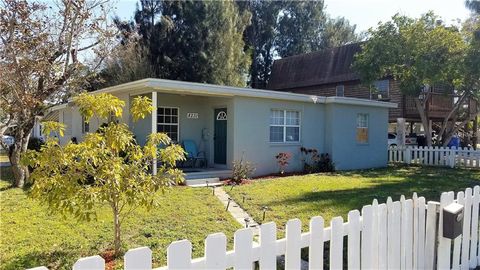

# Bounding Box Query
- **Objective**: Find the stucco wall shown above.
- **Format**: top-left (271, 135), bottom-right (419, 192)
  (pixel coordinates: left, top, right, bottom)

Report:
top-left (55, 90), bottom-right (390, 174)
top-left (155, 93), bottom-right (234, 168)
top-left (325, 103), bottom-right (389, 170)
top-left (232, 96), bottom-right (325, 176)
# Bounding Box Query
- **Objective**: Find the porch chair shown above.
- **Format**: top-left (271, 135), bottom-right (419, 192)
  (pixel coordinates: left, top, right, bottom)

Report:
top-left (182, 140), bottom-right (207, 168)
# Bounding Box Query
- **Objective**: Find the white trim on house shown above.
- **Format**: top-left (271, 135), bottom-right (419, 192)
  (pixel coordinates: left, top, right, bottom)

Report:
top-left (324, 96), bottom-right (396, 108)
top-left (48, 78), bottom-right (397, 112)
top-left (156, 106), bottom-right (180, 142)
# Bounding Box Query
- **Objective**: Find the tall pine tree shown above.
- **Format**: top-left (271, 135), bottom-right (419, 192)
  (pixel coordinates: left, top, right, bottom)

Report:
top-left (101, 0), bottom-right (250, 87)
top-left (240, 0), bottom-right (283, 89)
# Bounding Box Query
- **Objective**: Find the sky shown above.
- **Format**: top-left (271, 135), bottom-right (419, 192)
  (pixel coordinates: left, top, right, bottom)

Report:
top-left (113, 0), bottom-right (472, 32)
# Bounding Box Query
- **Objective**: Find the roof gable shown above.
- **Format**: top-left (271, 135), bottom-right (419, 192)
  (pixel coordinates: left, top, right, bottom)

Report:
top-left (267, 43), bottom-right (362, 90)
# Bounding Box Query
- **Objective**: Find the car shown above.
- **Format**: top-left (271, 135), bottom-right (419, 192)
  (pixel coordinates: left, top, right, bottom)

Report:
top-left (388, 133), bottom-right (417, 147)
top-left (388, 133), bottom-right (397, 147)
top-left (1, 135), bottom-right (14, 149)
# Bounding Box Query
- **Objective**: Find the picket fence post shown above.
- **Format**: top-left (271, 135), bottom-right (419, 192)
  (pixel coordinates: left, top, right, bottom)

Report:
top-left (205, 233), bottom-right (227, 270)
top-left (449, 148), bottom-right (456, 168)
top-left (285, 219), bottom-right (301, 270)
top-left (72, 255), bottom-right (104, 270)
top-left (125, 247), bottom-right (152, 270)
top-left (309, 217), bottom-right (324, 270)
top-left (470, 186), bottom-right (480, 268)
top-left (234, 228), bottom-right (254, 270)
top-left (167, 240), bottom-right (192, 269)
top-left (405, 147), bottom-right (412, 164)
top-left (260, 222), bottom-right (277, 269)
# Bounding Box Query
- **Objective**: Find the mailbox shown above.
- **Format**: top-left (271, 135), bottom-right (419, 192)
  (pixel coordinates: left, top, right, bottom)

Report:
top-left (443, 202), bottom-right (464, 239)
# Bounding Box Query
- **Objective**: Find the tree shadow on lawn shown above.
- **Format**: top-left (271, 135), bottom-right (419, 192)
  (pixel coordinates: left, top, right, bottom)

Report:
top-left (336, 164), bottom-right (480, 181)
top-left (1, 248), bottom-right (81, 270)
top-left (274, 168), bottom-right (480, 221)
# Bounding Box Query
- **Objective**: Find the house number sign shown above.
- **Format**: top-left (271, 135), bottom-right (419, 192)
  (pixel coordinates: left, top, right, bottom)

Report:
top-left (187, 112), bottom-right (199, 119)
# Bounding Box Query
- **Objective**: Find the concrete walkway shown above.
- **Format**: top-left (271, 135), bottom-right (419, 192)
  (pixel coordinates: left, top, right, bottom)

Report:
top-left (214, 186), bottom-right (259, 235)
top-left (213, 186), bottom-right (309, 269)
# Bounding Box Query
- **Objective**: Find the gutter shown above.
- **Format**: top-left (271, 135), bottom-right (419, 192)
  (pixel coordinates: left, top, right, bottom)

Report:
top-left (45, 78), bottom-right (397, 111)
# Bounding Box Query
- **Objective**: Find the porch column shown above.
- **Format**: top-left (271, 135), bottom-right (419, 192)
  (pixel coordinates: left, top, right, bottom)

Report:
top-left (397, 118), bottom-right (406, 147)
top-left (152, 91), bottom-right (157, 175)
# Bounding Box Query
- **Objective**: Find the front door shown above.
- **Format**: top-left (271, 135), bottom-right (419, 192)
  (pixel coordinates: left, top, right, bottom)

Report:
top-left (214, 108), bottom-right (227, 164)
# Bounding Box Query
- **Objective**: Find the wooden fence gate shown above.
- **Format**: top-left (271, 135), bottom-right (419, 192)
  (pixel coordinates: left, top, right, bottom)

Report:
top-left (30, 186), bottom-right (480, 270)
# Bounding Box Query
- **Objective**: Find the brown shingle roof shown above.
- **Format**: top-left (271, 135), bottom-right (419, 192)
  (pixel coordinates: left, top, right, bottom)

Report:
top-left (267, 42), bottom-right (362, 90)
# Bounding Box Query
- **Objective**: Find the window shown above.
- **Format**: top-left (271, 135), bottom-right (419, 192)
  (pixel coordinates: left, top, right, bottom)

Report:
top-left (157, 107), bottom-right (179, 142)
top-left (371, 80), bottom-right (389, 99)
top-left (356, 113), bottom-right (369, 144)
top-left (269, 110), bottom-right (300, 143)
top-left (82, 116), bottom-right (89, 133)
top-left (336, 85), bottom-right (345, 97)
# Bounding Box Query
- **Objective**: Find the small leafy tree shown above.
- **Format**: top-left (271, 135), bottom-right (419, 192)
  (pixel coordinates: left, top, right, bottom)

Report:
top-left (353, 13), bottom-right (477, 146)
top-left (24, 93), bottom-right (186, 256)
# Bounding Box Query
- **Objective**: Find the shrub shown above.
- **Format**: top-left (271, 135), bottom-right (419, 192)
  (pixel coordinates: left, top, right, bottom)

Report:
top-left (275, 152), bottom-right (291, 174)
top-left (232, 154), bottom-right (255, 184)
top-left (318, 153), bottom-right (335, 172)
top-left (300, 147), bottom-right (335, 173)
top-left (300, 147), bottom-right (320, 173)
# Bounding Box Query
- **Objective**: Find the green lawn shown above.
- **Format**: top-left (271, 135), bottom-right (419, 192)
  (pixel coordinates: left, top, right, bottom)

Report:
top-left (228, 165), bottom-right (480, 233)
top-left (0, 166), bottom-right (241, 270)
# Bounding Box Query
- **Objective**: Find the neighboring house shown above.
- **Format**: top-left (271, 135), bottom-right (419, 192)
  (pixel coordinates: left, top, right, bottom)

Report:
top-left (267, 43), bottom-right (478, 134)
top-left (46, 78), bottom-right (395, 179)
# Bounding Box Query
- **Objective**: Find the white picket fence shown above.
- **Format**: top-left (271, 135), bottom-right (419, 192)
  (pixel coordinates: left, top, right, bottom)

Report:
top-left (29, 186), bottom-right (480, 270)
top-left (389, 146), bottom-right (480, 168)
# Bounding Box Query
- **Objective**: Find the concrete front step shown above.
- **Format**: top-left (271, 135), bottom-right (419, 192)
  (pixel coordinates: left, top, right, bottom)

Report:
top-left (184, 169), bottom-right (231, 180)
top-left (185, 177), bottom-right (221, 187)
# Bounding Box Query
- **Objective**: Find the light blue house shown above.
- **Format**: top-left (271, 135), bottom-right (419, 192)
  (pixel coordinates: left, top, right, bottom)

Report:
top-left (47, 78), bottom-right (396, 181)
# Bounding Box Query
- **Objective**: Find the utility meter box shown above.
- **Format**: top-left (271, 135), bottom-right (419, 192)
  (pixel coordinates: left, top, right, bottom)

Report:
top-left (443, 202), bottom-right (464, 239)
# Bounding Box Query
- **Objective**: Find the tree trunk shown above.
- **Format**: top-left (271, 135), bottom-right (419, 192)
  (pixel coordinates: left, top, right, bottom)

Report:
top-left (10, 132), bottom-right (30, 187)
top-left (414, 98), bottom-right (432, 146)
top-left (473, 116), bottom-right (478, 150)
top-left (113, 205), bottom-right (121, 257)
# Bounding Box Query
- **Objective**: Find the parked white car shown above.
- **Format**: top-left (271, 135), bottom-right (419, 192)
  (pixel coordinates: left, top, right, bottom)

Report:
top-left (1, 135), bottom-right (14, 149)
top-left (388, 133), bottom-right (417, 147)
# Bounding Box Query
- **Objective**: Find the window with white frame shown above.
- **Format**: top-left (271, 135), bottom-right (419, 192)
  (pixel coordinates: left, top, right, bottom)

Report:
top-left (82, 116), bottom-right (89, 133)
top-left (356, 113), bottom-right (369, 144)
top-left (336, 85), bottom-right (345, 97)
top-left (270, 110), bottom-right (300, 143)
top-left (157, 107), bottom-right (179, 142)
top-left (371, 80), bottom-right (389, 99)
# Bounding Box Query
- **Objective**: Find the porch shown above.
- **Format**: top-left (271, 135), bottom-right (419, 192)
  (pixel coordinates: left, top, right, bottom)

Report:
top-left (127, 89), bottom-right (235, 178)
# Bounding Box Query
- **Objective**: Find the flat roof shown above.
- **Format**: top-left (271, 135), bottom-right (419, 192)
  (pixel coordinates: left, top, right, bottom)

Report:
top-left (49, 78), bottom-right (397, 111)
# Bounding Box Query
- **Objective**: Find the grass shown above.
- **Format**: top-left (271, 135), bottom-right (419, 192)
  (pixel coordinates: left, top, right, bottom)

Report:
top-left (227, 165), bottom-right (480, 234)
top-left (0, 166), bottom-right (241, 270)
